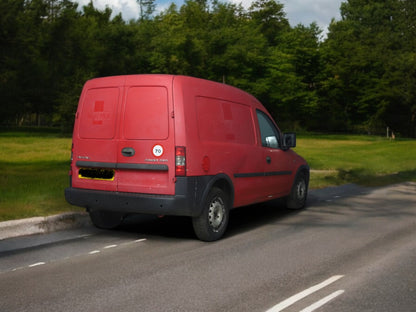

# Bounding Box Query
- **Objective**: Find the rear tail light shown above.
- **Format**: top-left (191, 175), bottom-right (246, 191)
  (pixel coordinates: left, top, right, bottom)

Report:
top-left (175, 146), bottom-right (186, 176)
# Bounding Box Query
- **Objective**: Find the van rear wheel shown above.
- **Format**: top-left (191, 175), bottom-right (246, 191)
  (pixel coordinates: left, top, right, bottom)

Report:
top-left (192, 187), bottom-right (229, 242)
top-left (89, 210), bottom-right (124, 229)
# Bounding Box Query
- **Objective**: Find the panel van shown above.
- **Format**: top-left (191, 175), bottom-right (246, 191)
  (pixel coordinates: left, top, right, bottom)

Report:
top-left (65, 75), bottom-right (309, 241)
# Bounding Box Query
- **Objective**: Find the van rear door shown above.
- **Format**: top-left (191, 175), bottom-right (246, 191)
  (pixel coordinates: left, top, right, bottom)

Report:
top-left (116, 76), bottom-right (176, 195)
top-left (73, 77), bottom-right (123, 192)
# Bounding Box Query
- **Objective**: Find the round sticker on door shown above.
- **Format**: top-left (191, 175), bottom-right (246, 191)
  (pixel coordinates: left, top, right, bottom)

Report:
top-left (152, 144), bottom-right (164, 157)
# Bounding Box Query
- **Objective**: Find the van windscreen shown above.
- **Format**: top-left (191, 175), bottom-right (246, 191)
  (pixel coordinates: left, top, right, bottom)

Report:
top-left (124, 86), bottom-right (169, 140)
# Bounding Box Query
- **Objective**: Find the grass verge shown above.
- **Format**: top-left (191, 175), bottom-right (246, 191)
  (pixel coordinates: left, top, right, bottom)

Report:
top-left (295, 134), bottom-right (416, 188)
top-left (0, 131), bottom-right (83, 221)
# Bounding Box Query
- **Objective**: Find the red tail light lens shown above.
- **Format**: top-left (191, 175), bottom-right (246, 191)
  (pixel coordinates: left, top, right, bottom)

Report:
top-left (175, 146), bottom-right (186, 176)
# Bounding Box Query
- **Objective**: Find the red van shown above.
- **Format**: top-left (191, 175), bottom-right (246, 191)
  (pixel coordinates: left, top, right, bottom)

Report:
top-left (65, 75), bottom-right (309, 241)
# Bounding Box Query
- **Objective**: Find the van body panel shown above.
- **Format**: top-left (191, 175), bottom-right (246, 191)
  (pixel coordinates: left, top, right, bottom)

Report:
top-left (261, 148), bottom-right (296, 197)
top-left (170, 76), bottom-right (272, 206)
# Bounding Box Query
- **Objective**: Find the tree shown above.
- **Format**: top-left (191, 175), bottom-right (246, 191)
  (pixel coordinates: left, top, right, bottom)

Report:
top-left (137, 0), bottom-right (156, 20)
top-left (246, 1), bottom-right (321, 129)
top-left (321, 0), bottom-right (416, 136)
top-left (12, 0), bottom-right (52, 125)
top-left (248, 0), bottom-right (290, 46)
top-left (0, 0), bottom-right (26, 123)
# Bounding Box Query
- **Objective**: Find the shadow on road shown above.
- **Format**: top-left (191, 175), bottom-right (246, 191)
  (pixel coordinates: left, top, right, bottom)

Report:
top-left (108, 182), bottom-right (416, 241)
top-left (116, 198), bottom-right (300, 241)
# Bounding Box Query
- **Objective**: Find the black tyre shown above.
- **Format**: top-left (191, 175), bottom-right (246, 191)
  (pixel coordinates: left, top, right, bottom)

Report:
top-left (192, 187), bottom-right (230, 242)
top-left (89, 210), bottom-right (124, 229)
top-left (286, 171), bottom-right (308, 209)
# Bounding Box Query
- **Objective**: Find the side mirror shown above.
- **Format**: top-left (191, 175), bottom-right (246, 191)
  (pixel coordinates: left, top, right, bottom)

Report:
top-left (265, 136), bottom-right (279, 148)
top-left (283, 132), bottom-right (296, 149)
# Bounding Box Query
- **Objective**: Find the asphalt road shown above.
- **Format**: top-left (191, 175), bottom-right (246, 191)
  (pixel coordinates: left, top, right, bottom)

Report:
top-left (1, 182), bottom-right (415, 312)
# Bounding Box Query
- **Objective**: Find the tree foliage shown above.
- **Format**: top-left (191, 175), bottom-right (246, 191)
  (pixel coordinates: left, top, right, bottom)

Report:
top-left (0, 0), bottom-right (415, 137)
top-left (321, 0), bottom-right (416, 136)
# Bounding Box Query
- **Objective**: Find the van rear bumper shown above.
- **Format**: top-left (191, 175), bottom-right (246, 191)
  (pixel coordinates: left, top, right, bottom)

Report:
top-left (65, 176), bottom-right (210, 217)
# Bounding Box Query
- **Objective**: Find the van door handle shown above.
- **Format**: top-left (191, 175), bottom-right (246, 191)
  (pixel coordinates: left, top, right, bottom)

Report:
top-left (266, 156), bottom-right (271, 164)
top-left (121, 147), bottom-right (135, 157)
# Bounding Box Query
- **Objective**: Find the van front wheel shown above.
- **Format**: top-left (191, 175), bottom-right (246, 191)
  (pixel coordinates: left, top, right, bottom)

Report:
top-left (286, 171), bottom-right (308, 209)
top-left (89, 210), bottom-right (124, 229)
top-left (192, 187), bottom-right (229, 242)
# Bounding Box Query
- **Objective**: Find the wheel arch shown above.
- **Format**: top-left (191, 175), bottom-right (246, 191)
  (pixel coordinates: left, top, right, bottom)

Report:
top-left (200, 173), bottom-right (234, 213)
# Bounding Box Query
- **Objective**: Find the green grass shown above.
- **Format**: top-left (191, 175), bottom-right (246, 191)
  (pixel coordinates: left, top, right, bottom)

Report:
top-left (0, 131), bottom-right (83, 221)
top-left (295, 134), bottom-right (416, 188)
top-left (0, 131), bottom-right (415, 221)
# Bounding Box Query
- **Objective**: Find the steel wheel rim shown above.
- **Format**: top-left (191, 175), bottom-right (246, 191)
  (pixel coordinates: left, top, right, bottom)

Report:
top-left (296, 179), bottom-right (306, 200)
top-left (208, 197), bottom-right (225, 232)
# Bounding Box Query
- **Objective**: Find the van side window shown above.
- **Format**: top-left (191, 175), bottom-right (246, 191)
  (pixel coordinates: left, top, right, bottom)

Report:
top-left (256, 110), bottom-right (280, 148)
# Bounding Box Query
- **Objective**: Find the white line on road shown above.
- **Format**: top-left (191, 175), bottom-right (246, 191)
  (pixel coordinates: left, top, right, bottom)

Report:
top-left (299, 289), bottom-right (345, 312)
top-left (134, 239), bottom-right (147, 243)
top-left (5, 238), bottom-right (148, 274)
top-left (265, 275), bottom-right (344, 312)
top-left (28, 262), bottom-right (45, 268)
top-left (104, 244), bottom-right (118, 249)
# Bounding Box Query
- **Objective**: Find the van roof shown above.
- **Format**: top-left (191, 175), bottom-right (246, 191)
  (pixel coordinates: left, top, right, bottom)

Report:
top-left (86, 74), bottom-right (264, 109)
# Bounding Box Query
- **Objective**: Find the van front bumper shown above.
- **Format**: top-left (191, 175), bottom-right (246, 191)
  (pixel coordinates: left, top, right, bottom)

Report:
top-left (65, 176), bottom-right (211, 217)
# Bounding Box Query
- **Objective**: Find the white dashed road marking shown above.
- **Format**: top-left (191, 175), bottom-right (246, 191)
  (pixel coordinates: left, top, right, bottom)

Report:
top-left (4, 238), bottom-right (147, 273)
top-left (104, 244), bottom-right (118, 249)
top-left (265, 275), bottom-right (345, 312)
top-left (299, 289), bottom-right (345, 312)
top-left (28, 262), bottom-right (45, 268)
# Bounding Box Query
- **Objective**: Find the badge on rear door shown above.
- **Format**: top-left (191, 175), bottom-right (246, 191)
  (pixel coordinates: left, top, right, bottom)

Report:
top-left (152, 144), bottom-right (164, 157)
